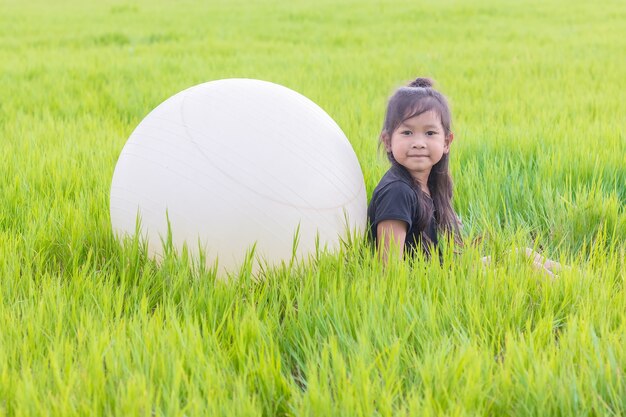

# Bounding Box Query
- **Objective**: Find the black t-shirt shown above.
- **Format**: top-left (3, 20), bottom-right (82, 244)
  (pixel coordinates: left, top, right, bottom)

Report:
top-left (367, 165), bottom-right (438, 255)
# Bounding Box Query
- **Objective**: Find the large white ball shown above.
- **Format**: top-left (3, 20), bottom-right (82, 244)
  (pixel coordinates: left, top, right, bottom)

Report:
top-left (110, 78), bottom-right (366, 274)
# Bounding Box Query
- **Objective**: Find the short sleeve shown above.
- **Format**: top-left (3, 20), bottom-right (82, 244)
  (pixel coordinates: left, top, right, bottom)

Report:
top-left (370, 182), bottom-right (417, 230)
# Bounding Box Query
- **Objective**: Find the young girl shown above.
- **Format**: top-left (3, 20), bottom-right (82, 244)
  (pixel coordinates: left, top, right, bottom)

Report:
top-left (368, 77), bottom-right (562, 275)
top-left (368, 77), bottom-right (458, 262)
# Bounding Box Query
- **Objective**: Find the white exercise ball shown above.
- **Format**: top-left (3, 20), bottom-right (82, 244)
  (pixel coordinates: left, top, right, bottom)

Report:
top-left (110, 78), bottom-right (366, 275)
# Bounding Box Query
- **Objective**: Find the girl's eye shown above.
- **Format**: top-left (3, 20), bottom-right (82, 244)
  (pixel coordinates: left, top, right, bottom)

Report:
top-left (401, 130), bottom-right (412, 136)
top-left (426, 131), bottom-right (438, 136)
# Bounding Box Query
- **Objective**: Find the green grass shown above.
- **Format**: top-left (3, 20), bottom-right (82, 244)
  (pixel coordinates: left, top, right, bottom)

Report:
top-left (1, 0), bottom-right (625, 415)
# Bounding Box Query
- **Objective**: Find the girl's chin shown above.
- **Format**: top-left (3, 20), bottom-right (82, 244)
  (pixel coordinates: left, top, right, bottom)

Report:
top-left (401, 162), bottom-right (430, 171)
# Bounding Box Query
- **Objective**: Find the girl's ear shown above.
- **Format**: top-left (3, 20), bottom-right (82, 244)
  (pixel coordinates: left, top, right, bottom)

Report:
top-left (444, 132), bottom-right (454, 154)
top-left (381, 132), bottom-right (391, 152)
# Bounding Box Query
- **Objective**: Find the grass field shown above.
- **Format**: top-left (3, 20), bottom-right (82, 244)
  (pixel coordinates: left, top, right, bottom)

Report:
top-left (1, 0), bottom-right (626, 415)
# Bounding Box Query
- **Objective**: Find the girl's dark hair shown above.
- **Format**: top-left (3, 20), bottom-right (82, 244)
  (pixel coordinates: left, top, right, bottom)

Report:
top-left (381, 77), bottom-right (461, 249)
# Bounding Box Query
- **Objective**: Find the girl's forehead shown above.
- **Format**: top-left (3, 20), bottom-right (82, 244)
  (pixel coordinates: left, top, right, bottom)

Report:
top-left (401, 110), bottom-right (443, 126)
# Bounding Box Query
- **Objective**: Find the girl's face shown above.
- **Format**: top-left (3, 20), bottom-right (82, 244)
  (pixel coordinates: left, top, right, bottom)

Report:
top-left (384, 110), bottom-right (453, 184)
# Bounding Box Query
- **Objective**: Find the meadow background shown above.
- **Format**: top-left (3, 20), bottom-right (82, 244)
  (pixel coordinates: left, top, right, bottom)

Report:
top-left (1, 0), bottom-right (625, 415)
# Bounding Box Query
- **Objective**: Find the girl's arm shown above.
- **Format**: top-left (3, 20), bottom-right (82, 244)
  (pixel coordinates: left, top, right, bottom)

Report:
top-left (482, 247), bottom-right (565, 277)
top-left (376, 220), bottom-right (408, 265)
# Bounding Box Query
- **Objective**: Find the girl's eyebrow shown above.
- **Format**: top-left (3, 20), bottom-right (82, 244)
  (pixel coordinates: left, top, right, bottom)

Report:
top-left (401, 122), bottom-right (440, 129)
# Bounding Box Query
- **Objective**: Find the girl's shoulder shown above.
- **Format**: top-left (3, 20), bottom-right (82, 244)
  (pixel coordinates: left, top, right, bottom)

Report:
top-left (372, 166), bottom-right (414, 195)
top-left (370, 167), bottom-right (417, 209)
